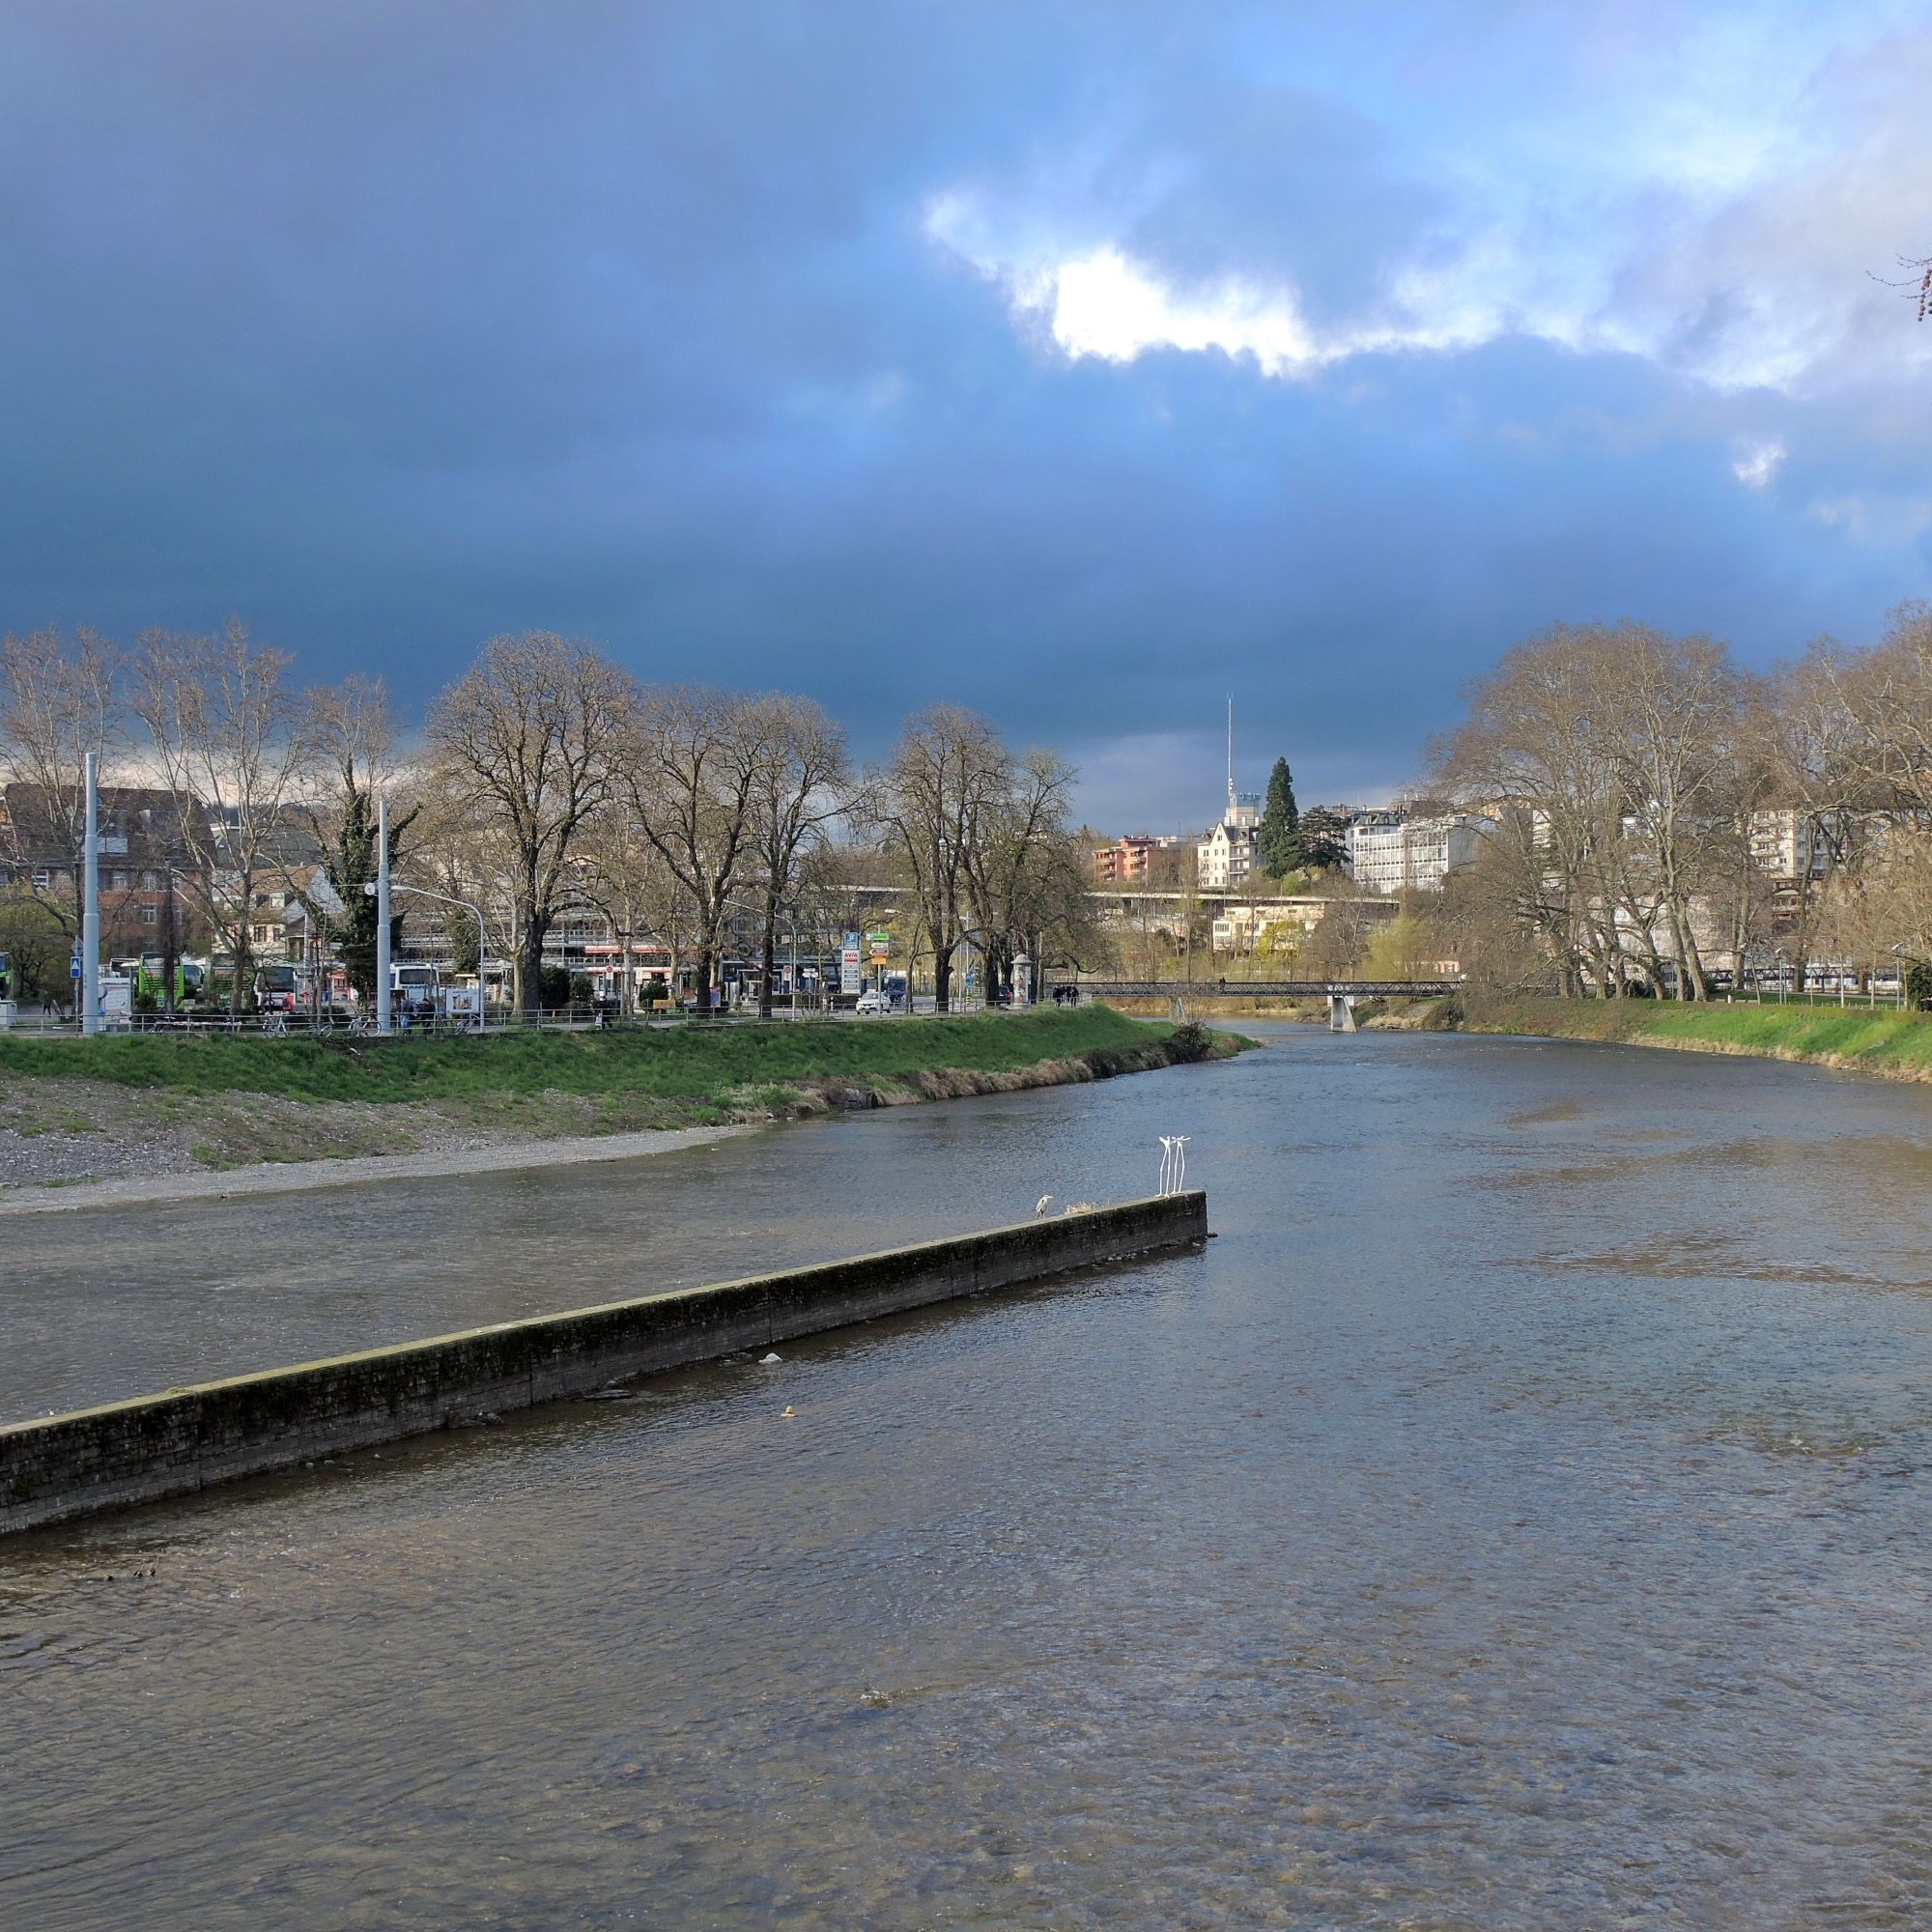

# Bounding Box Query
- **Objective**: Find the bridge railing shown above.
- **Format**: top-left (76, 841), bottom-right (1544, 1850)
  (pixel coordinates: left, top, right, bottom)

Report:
top-left (1070, 979), bottom-right (1463, 999)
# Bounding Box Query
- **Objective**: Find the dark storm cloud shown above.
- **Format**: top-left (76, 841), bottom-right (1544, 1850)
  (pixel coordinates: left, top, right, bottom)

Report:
top-left (2, 2), bottom-right (1927, 827)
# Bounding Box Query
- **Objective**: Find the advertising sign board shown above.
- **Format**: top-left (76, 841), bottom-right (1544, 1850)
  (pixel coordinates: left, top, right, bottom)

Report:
top-left (840, 932), bottom-right (863, 995)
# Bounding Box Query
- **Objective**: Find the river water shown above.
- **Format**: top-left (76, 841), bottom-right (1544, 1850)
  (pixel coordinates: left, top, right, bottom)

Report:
top-left (8, 1027), bottom-right (1932, 1927)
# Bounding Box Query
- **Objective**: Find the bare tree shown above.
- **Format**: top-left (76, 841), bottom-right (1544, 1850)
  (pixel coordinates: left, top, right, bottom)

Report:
top-left (132, 620), bottom-right (312, 1011)
top-left (299, 674), bottom-right (410, 1001)
top-left (426, 632), bottom-right (632, 1013)
top-left (0, 625), bottom-right (125, 937)
top-left (409, 787), bottom-right (523, 992)
top-left (1431, 625), bottom-right (1628, 996)
top-left (574, 804), bottom-right (690, 1013)
top-left (1875, 255), bottom-right (1932, 321)
top-left (965, 747), bottom-right (1082, 1004)
top-left (1607, 625), bottom-right (1750, 1001)
top-left (743, 695), bottom-right (849, 1018)
top-left (868, 707), bottom-right (1009, 1012)
top-left (1300, 895), bottom-right (1375, 979)
top-left (618, 686), bottom-right (776, 1010)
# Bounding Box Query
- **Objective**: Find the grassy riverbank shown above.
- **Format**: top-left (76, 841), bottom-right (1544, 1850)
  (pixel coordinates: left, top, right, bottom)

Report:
top-left (0, 1009), bottom-right (1241, 1183)
top-left (1457, 991), bottom-right (1932, 1082)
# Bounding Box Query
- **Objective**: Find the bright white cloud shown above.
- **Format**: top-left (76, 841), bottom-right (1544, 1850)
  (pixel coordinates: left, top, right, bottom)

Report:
top-left (1732, 439), bottom-right (1786, 488)
top-left (924, 5), bottom-right (1932, 403)
top-left (926, 214), bottom-right (1542, 382)
top-left (1050, 249), bottom-right (1316, 375)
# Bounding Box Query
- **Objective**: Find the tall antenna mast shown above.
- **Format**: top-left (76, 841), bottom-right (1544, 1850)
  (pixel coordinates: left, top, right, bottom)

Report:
top-left (1226, 695), bottom-right (1235, 816)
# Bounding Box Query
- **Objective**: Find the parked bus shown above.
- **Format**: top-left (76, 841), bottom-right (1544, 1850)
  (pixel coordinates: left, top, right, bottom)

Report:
top-left (127, 955), bottom-right (206, 1009)
top-left (253, 962), bottom-right (300, 1013)
top-left (389, 962), bottom-right (483, 1029)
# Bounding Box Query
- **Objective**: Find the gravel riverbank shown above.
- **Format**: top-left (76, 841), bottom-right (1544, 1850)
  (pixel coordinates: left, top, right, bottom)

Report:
top-left (0, 1010), bottom-right (1238, 1208)
top-left (0, 1120), bottom-right (748, 1216)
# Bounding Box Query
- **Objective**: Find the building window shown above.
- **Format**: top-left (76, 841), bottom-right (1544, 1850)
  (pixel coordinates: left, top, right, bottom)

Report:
top-left (141, 904), bottom-right (158, 926)
top-left (31, 867), bottom-right (52, 891)
top-left (141, 869), bottom-right (161, 890)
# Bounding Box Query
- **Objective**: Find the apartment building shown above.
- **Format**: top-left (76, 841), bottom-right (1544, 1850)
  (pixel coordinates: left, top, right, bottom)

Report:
top-left (1196, 794), bottom-right (1260, 891)
top-left (1747, 807), bottom-right (1841, 883)
top-left (1093, 834), bottom-right (1183, 886)
top-left (0, 783), bottom-right (212, 951)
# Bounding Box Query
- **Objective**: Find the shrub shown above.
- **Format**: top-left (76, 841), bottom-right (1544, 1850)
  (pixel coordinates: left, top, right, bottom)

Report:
top-left (1168, 1020), bottom-right (1216, 1062)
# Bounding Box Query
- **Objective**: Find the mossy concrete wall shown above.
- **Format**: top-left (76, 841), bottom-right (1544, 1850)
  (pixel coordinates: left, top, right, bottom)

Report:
top-left (0, 1191), bottom-right (1207, 1536)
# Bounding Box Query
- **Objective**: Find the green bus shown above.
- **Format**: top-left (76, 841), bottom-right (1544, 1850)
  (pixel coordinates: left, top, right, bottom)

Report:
top-left (115, 955), bottom-right (208, 1009)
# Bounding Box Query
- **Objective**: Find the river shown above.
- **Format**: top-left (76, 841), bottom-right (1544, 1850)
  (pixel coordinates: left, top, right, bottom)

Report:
top-left (6, 1026), bottom-right (1932, 1927)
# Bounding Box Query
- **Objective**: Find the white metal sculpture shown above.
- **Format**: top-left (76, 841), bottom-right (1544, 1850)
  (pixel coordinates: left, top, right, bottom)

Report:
top-left (1157, 1135), bottom-right (1190, 1196)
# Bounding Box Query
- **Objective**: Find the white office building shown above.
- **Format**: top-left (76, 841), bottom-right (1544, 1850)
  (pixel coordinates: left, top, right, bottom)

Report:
top-left (1348, 810), bottom-right (1493, 895)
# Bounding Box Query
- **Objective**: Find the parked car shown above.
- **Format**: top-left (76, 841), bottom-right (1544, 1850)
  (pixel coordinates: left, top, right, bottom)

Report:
top-left (854, 989), bottom-right (888, 1015)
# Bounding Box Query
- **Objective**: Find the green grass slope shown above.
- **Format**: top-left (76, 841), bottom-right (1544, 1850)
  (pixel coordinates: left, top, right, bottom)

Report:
top-left (1462, 993), bottom-right (1932, 1081)
top-left (0, 1007), bottom-right (1206, 1106)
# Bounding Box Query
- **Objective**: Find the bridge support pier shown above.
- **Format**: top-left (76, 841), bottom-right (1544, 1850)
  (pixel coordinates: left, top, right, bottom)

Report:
top-left (1327, 993), bottom-right (1357, 1033)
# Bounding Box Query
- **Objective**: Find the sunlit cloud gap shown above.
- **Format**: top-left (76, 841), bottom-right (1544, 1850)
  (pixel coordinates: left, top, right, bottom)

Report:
top-left (926, 204), bottom-right (1865, 398)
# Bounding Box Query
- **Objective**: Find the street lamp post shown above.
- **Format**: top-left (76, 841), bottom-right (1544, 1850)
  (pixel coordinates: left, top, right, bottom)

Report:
top-left (156, 838), bottom-right (197, 1018)
top-left (162, 854), bottom-right (178, 1017)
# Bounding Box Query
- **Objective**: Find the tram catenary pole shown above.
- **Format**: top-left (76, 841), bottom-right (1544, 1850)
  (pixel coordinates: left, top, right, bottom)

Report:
top-left (81, 751), bottom-right (100, 1036)
top-left (375, 791), bottom-right (392, 1037)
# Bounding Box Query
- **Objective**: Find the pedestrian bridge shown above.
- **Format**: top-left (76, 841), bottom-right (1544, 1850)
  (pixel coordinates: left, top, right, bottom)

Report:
top-left (1071, 980), bottom-right (1462, 1035)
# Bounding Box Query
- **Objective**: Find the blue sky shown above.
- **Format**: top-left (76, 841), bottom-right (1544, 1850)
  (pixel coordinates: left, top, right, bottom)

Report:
top-left (5, 2), bottom-right (1931, 830)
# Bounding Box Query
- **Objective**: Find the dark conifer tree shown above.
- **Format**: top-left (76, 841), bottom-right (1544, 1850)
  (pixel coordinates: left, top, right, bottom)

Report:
top-left (1295, 805), bottom-right (1351, 871)
top-left (315, 785), bottom-right (413, 998)
top-left (1257, 755), bottom-right (1302, 875)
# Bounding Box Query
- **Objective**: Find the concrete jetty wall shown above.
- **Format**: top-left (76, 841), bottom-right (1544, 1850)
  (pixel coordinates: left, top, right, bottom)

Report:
top-left (0, 1191), bottom-right (1207, 1537)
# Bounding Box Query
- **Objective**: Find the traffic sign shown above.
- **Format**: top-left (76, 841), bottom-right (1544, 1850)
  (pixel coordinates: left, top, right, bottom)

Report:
top-left (70, 958), bottom-right (81, 980)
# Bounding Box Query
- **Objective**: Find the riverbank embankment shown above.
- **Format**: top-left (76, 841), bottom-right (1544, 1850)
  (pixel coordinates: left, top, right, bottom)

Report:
top-left (1455, 991), bottom-right (1932, 1082)
top-left (0, 1190), bottom-right (1208, 1536)
top-left (0, 1009), bottom-right (1240, 1192)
